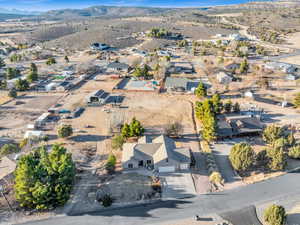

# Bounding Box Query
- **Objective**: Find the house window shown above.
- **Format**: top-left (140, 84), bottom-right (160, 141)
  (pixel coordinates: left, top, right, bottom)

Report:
top-left (146, 160), bottom-right (152, 165)
top-left (128, 163), bottom-right (133, 169)
top-left (138, 160), bottom-right (144, 167)
top-left (166, 158), bottom-right (168, 163)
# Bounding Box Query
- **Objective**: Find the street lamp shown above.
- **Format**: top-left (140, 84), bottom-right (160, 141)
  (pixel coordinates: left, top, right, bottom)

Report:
top-left (0, 184), bottom-right (13, 212)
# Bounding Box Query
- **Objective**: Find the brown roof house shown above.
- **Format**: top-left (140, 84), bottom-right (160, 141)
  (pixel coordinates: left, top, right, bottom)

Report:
top-left (217, 115), bottom-right (264, 138)
top-left (122, 135), bottom-right (191, 172)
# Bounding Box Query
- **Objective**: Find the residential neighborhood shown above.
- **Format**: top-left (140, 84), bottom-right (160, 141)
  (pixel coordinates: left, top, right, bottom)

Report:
top-left (1, 1), bottom-right (300, 225)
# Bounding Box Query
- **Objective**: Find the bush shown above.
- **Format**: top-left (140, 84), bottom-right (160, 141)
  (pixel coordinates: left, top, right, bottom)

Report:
top-left (164, 122), bottom-right (183, 138)
top-left (263, 125), bottom-right (284, 145)
top-left (0, 144), bottom-right (19, 158)
top-left (264, 204), bottom-right (286, 225)
top-left (209, 171), bottom-right (223, 185)
top-left (15, 79), bottom-right (30, 91)
top-left (105, 154), bottom-right (116, 174)
top-left (99, 194), bottom-right (113, 207)
top-left (288, 145), bottom-right (300, 159)
top-left (267, 148), bottom-right (286, 171)
top-left (8, 88), bottom-right (17, 98)
top-left (57, 124), bottom-right (73, 138)
top-left (229, 143), bottom-right (255, 172)
top-left (46, 57), bottom-right (56, 65)
top-left (111, 134), bottom-right (125, 150)
top-left (256, 149), bottom-right (269, 167)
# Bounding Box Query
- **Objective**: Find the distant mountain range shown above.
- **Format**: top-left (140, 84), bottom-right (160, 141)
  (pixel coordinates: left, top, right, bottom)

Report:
top-left (40, 6), bottom-right (173, 19)
top-left (0, 8), bottom-right (40, 15)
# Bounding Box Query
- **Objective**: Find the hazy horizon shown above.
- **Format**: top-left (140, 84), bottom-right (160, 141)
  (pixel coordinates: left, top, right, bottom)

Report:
top-left (0, 0), bottom-right (260, 12)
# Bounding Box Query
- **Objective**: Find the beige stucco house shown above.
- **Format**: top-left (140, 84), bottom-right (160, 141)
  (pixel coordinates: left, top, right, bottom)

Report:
top-left (122, 135), bottom-right (191, 172)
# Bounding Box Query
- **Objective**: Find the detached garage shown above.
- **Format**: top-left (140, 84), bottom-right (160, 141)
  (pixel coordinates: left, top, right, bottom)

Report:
top-left (158, 166), bottom-right (175, 173)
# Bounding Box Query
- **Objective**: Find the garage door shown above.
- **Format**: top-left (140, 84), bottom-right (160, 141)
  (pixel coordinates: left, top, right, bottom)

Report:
top-left (180, 164), bottom-right (189, 170)
top-left (159, 166), bottom-right (175, 173)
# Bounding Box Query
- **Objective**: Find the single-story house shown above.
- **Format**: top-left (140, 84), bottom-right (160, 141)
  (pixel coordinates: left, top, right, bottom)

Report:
top-left (168, 62), bottom-right (194, 74)
top-left (56, 81), bottom-right (72, 92)
top-left (24, 130), bottom-right (45, 139)
top-left (165, 77), bottom-right (202, 93)
top-left (217, 114), bottom-right (264, 138)
top-left (122, 135), bottom-right (191, 172)
top-left (225, 63), bottom-right (240, 71)
top-left (107, 62), bottom-right (130, 73)
top-left (34, 112), bottom-right (51, 128)
top-left (90, 43), bottom-right (109, 51)
top-left (216, 72), bottom-right (233, 84)
top-left (229, 33), bottom-right (248, 41)
top-left (265, 62), bottom-right (297, 73)
top-left (85, 89), bottom-right (110, 105)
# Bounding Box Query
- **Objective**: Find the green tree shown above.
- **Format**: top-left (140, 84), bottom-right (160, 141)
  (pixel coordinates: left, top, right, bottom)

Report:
top-left (229, 143), bottom-right (255, 172)
top-left (288, 145), bottom-right (300, 159)
top-left (64, 56), bottom-right (69, 63)
top-left (211, 93), bottom-right (223, 114)
top-left (196, 99), bottom-right (217, 142)
top-left (57, 124), bottom-right (73, 138)
top-left (224, 100), bottom-right (232, 113)
top-left (27, 63), bottom-right (38, 83)
top-left (121, 123), bottom-right (131, 138)
top-left (105, 153), bottom-right (116, 174)
top-left (0, 57), bottom-right (5, 68)
top-left (111, 134), bottom-right (125, 150)
top-left (129, 117), bottom-right (144, 137)
top-left (46, 57), bottom-right (56, 65)
top-left (195, 82), bottom-right (207, 98)
top-left (233, 102), bottom-right (240, 113)
top-left (267, 147), bottom-right (286, 171)
top-left (15, 79), bottom-right (30, 91)
top-left (0, 144), bottom-right (19, 158)
top-left (0, 80), bottom-right (7, 89)
top-left (15, 144), bottom-right (75, 209)
top-left (262, 125), bottom-right (284, 145)
top-left (264, 204), bottom-right (286, 225)
top-left (132, 65), bottom-right (150, 78)
top-left (294, 92), bottom-right (300, 108)
top-left (6, 67), bottom-right (20, 80)
top-left (287, 133), bottom-right (296, 147)
top-left (8, 88), bottom-right (17, 98)
top-left (239, 59), bottom-right (249, 74)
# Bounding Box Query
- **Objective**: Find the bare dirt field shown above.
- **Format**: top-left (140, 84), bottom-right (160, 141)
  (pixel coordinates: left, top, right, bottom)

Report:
top-left (279, 55), bottom-right (300, 65)
top-left (285, 32), bottom-right (300, 49)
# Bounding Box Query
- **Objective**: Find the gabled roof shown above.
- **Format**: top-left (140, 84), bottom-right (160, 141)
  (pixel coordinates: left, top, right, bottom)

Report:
top-left (107, 62), bottom-right (129, 70)
top-left (122, 135), bottom-right (190, 164)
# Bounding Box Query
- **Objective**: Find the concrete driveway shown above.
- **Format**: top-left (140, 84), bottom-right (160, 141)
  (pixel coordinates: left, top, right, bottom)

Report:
top-left (160, 172), bottom-right (196, 199)
top-left (213, 138), bottom-right (245, 189)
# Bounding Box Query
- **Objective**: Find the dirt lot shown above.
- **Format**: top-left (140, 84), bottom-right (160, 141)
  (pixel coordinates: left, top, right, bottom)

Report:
top-left (0, 93), bottom-right (64, 139)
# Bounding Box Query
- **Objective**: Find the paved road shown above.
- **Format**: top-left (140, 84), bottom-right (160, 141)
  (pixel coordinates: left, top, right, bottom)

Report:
top-left (18, 172), bottom-right (300, 225)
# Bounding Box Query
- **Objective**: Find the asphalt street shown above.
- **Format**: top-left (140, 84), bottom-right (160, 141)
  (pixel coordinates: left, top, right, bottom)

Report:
top-left (19, 172), bottom-right (300, 225)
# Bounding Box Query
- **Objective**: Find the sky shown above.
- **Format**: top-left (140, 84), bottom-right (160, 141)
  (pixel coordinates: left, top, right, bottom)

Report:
top-left (0, 0), bottom-right (257, 12)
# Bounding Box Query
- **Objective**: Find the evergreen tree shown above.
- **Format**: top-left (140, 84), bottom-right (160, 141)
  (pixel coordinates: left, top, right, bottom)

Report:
top-left (233, 102), bottom-right (240, 113)
top-left (15, 144), bottom-right (75, 209)
top-left (224, 100), bottom-right (232, 113)
top-left (6, 67), bottom-right (20, 80)
top-left (195, 82), bottom-right (207, 98)
top-left (15, 79), bottom-right (30, 91)
top-left (8, 88), bottom-right (17, 98)
top-left (129, 117), bottom-right (144, 137)
top-left (64, 56), bottom-right (69, 63)
top-left (239, 59), bottom-right (249, 73)
top-left (229, 143), bottom-right (255, 172)
top-left (262, 125), bottom-right (284, 145)
top-left (121, 123), bottom-right (131, 138)
top-left (57, 124), bottom-right (73, 138)
top-left (264, 205), bottom-right (286, 225)
top-left (211, 93), bottom-right (223, 114)
top-left (267, 147), bottom-right (286, 171)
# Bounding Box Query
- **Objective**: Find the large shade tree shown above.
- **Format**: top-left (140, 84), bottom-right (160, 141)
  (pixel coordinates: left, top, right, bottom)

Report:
top-left (15, 144), bottom-right (75, 209)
